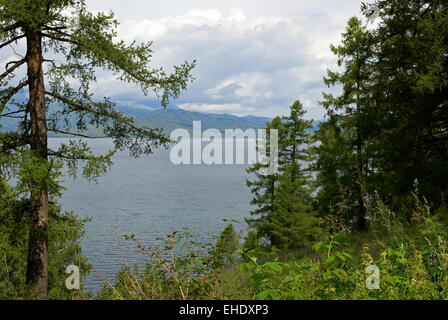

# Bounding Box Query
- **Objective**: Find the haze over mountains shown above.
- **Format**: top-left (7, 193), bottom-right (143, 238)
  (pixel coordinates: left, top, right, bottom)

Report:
top-left (132, 106), bottom-right (272, 134)
top-left (0, 104), bottom-right (272, 136)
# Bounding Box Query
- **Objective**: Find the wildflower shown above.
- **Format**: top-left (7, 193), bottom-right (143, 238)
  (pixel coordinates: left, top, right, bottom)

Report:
top-left (315, 253), bottom-right (322, 260)
top-left (430, 252), bottom-right (437, 262)
top-left (414, 178), bottom-right (419, 192)
top-left (363, 194), bottom-right (373, 206)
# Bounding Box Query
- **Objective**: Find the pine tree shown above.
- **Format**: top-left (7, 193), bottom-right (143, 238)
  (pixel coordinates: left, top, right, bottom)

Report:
top-left (246, 101), bottom-right (319, 250)
top-left (319, 17), bottom-right (375, 230)
top-left (246, 117), bottom-right (282, 246)
top-left (0, 0), bottom-right (195, 298)
top-left (316, 0), bottom-right (448, 224)
top-left (364, 0), bottom-right (448, 209)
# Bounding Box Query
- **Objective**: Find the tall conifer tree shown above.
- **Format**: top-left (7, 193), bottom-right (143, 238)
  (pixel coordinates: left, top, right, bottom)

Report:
top-left (0, 0), bottom-right (195, 297)
top-left (247, 101), bottom-right (319, 250)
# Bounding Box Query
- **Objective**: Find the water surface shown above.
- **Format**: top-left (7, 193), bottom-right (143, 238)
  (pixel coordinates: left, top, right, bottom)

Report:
top-left (49, 138), bottom-right (253, 293)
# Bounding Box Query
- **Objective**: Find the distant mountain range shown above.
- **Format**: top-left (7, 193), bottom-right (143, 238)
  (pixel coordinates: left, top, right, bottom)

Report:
top-left (0, 104), bottom-right (324, 138)
top-left (133, 108), bottom-right (271, 134)
top-left (0, 105), bottom-right (273, 136)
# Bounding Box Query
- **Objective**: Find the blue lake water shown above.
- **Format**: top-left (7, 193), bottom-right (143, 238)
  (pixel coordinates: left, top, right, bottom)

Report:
top-left (48, 138), bottom-right (254, 293)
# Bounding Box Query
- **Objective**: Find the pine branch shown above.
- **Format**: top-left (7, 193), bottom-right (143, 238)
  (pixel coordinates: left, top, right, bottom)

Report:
top-left (0, 34), bottom-right (26, 50)
top-left (0, 114), bottom-right (23, 119)
top-left (42, 27), bottom-right (72, 37)
top-left (0, 134), bottom-right (29, 153)
top-left (0, 109), bottom-right (26, 117)
top-left (0, 80), bottom-right (28, 113)
top-left (0, 59), bottom-right (26, 81)
top-left (42, 32), bottom-right (76, 45)
top-left (0, 22), bottom-right (22, 33)
top-left (46, 90), bottom-right (146, 134)
top-left (42, 26), bottom-right (69, 32)
top-left (48, 128), bottom-right (106, 139)
top-left (47, 150), bottom-right (89, 161)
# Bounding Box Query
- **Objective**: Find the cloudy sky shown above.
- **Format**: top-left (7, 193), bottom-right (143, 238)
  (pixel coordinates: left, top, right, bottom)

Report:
top-left (2, 1), bottom-right (368, 120)
top-left (84, 0), bottom-right (370, 120)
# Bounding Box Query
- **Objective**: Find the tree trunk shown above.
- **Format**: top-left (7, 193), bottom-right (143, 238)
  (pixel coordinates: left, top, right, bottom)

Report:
top-left (356, 114), bottom-right (366, 231)
top-left (355, 59), bottom-right (366, 232)
top-left (25, 28), bottom-right (49, 299)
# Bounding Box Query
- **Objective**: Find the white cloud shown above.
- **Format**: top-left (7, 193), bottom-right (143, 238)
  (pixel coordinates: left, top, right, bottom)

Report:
top-left (82, 1), bottom-right (366, 119)
top-left (204, 72), bottom-right (270, 104)
top-left (204, 79), bottom-right (238, 100)
top-left (264, 91), bottom-right (274, 99)
top-left (116, 101), bottom-right (155, 111)
top-left (179, 103), bottom-right (255, 116)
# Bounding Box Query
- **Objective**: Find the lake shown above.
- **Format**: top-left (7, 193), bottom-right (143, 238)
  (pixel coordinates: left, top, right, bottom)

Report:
top-left (48, 138), bottom-right (254, 293)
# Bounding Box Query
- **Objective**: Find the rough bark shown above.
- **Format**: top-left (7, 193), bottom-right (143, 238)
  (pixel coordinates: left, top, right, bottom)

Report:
top-left (355, 57), bottom-right (366, 232)
top-left (356, 118), bottom-right (366, 231)
top-left (25, 27), bottom-right (49, 299)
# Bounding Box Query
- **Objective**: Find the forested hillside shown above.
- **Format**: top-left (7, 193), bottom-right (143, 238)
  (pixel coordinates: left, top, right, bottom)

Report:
top-left (1, 103), bottom-right (271, 136)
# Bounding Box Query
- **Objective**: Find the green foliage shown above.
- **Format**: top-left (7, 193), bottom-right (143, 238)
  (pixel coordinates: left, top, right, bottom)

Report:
top-left (0, 179), bottom-right (90, 299)
top-left (317, 16), bottom-right (375, 230)
top-left (208, 223), bottom-right (240, 270)
top-left (93, 191), bottom-right (448, 301)
top-left (316, 1), bottom-right (448, 231)
top-left (96, 226), bottom-right (241, 300)
top-left (312, 120), bottom-right (358, 224)
top-left (246, 101), bottom-right (321, 250)
top-left (366, 0), bottom-right (448, 209)
top-left (237, 195), bottom-right (448, 300)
